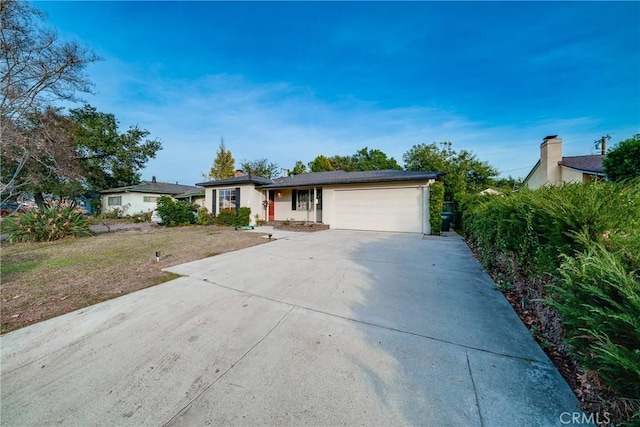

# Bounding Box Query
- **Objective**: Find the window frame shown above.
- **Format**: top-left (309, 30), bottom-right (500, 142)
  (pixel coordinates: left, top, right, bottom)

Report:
top-left (218, 189), bottom-right (236, 213)
top-left (107, 196), bottom-right (122, 206)
top-left (295, 188), bottom-right (322, 211)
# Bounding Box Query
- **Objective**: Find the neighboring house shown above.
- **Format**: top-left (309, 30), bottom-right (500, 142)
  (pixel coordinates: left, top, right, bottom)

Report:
top-left (197, 170), bottom-right (445, 234)
top-left (174, 188), bottom-right (206, 207)
top-left (100, 177), bottom-right (201, 215)
top-left (523, 135), bottom-right (605, 189)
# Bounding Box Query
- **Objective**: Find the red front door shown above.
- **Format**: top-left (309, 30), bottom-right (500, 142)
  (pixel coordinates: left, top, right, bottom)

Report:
top-left (268, 190), bottom-right (275, 221)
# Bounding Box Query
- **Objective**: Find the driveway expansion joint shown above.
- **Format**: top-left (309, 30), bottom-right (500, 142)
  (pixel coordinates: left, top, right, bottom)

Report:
top-left (162, 305), bottom-right (294, 426)
top-left (194, 276), bottom-right (551, 366)
top-left (467, 351), bottom-right (485, 427)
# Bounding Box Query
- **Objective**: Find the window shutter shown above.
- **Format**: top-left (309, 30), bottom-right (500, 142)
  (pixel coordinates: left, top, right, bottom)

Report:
top-left (235, 187), bottom-right (241, 213)
top-left (291, 189), bottom-right (297, 211)
top-left (211, 190), bottom-right (217, 215)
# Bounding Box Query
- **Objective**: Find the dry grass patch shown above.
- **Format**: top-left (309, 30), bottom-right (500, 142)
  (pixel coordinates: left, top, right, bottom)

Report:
top-left (1, 226), bottom-right (268, 333)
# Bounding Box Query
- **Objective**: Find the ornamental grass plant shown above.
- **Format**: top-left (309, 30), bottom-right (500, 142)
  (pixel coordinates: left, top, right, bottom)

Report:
top-left (2, 206), bottom-right (92, 243)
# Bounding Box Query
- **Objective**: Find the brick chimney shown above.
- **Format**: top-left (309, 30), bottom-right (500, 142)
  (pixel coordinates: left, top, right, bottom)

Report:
top-left (235, 169), bottom-right (246, 177)
top-left (540, 135), bottom-right (562, 185)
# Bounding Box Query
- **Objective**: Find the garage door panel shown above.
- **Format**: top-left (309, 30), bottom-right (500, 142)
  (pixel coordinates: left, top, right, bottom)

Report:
top-left (333, 188), bottom-right (423, 233)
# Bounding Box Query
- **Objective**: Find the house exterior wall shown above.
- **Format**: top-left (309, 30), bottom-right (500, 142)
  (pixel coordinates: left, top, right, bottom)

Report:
top-left (524, 163), bottom-right (546, 189)
top-left (203, 184), bottom-right (264, 225)
top-left (101, 192), bottom-right (165, 215)
top-left (270, 188), bottom-right (323, 223)
top-left (560, 167), bottom-right (585, 184)
top-left (191, 197), bottom-right (206, 208)
top-left (525, 164), bottom-right (593, 190)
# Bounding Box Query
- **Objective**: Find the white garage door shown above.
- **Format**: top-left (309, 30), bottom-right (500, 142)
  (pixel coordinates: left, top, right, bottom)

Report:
top-left (333, 187), bottom-right (427, 233)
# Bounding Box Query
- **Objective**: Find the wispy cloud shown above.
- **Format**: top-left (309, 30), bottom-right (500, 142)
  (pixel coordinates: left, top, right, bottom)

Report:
top-left (81, 58), bottom-right (636, 185)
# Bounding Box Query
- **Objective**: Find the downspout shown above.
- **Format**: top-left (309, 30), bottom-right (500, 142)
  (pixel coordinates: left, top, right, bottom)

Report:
top-left (421, 183), bottom-right (430, 235)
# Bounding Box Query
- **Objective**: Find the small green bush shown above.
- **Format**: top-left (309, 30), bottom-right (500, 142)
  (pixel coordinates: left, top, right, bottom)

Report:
top-left (197, 207), bottom-right (215, 225)
top-left (215, 207), bottom-right (251, 227)
top-left (133, 212), bottom-right (151, 223)
top-left (102, 207), bottom-right (121, 219)
top-left (215, 209), bottom-right (237, 226)
top-left (2, 207), bottom-right (92, 242)
top-left (429, 181), bottom-right (444, 234)
top-left (237, 207), bottom-right (251, 226)
top-left (156, 196), bottom-right (197, 227)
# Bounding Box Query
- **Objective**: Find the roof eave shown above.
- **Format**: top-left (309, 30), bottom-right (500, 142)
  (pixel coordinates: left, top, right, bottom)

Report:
top-left (560, 165), bottom-right (605, 175)
top-left (259, 174), bottom-right (443, 189)
top-left (522, 160), bottom-right (541, 184)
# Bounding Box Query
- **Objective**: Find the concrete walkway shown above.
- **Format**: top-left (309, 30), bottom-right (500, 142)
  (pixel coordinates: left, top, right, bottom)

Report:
top-left (1, 230), bottom-right (582, 426)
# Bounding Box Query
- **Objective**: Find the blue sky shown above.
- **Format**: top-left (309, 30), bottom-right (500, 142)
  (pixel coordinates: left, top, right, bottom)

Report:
top-left (34, 1), bottom-right (640, 185)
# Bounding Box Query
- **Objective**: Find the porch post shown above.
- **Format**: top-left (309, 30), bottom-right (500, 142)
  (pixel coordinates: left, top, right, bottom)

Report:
top-left (263, 190), bottom-right (267, 221)
top-left (313, 187), bottom-right (317, 223)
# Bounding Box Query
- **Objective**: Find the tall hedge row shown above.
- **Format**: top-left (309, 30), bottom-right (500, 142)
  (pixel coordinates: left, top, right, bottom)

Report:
top-left (429, 181), bottom-right (445, 234)
top-left (462, 181), bottom-right (640, 415)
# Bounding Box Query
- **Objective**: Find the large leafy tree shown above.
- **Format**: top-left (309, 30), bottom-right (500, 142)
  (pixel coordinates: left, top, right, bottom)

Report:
top-left (308, 148), bottom-right (400, 173)
top-left (289, 160), bottom-right (307, 175)
top-left (241, 158), bottom-right (279, 179)
top-left (204, 138), bottom-right (235, 180)
top-left (353, 147), bottom-right (402, 171)
top-left (403, 141), bottom-right (498, 202)
top-left (1, 0), bottom-right (99, 202)
top-left (70, 105), bottom-right (161, 192)
top-left (603, 134), bottom-right (640, 182)
top-left (328, 155), bottom-right (356, 172)
top-left (308, 155), bottom-right (334, 172)
top-left (2, 105), bottom-right (162, 206)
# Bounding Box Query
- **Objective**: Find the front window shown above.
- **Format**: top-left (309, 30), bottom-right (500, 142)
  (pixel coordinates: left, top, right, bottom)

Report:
top-left (143, 196), bottom-right (159, 203)
top-left (296, 189), bottom-right (322, 210)
top-left (219, 189), bottom-right (236, 213)
top-left (297, 190), bottom-right (309, 210)
top-left (108, 196), bottom-right (122, 206)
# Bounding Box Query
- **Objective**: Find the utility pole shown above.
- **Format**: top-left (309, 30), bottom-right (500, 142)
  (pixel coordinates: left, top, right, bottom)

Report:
top-left (594, 135), bottom-right (611, 155)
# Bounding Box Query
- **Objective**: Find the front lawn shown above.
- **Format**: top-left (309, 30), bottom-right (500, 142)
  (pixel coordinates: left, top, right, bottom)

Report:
top-left (0, 226), bottom-right (268, 333)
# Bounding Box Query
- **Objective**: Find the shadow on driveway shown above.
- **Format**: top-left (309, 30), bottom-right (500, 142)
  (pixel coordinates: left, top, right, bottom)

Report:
top-left (345, 232), bottom-right (581, 426)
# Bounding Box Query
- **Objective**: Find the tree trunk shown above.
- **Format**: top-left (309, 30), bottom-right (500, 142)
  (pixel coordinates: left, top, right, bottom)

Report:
top-left (34, 192), bottom-right (48, 210)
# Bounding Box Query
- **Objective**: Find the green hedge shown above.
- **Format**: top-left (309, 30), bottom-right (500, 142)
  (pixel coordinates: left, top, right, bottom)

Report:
top-left (156, 196), bottom-right (197, 227)
top-left (215, 207), bottom-right (251, 227)
top-left (463, 181), bottom-right (640, 410)
top-left (429, 181), bottom-right (445, 235)
top-left (463, 182), bottom-right (640, 275)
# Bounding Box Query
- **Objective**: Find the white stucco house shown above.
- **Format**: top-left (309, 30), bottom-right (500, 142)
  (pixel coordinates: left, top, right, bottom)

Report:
top-left (100, 177), bottom-right (202, 215)
top-left (197, 170), bottom-right (445, 234)
top-left (523, 135), bottom-right (605, 189)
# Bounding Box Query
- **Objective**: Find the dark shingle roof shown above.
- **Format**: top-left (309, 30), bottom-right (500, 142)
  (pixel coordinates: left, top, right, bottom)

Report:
top-left (560, 155), bottom-right (605, 175)
top-left (100, 181), bottom-right (200, 195)
top-left (260, 170), bottom-right (444, 189)
top-left (197, 175), bottom-right (273, 187)
top-left (174, 188), bottom-right (205, 199)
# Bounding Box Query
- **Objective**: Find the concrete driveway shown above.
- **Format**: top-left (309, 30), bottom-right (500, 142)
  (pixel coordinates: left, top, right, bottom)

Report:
top-left (1, 230), bottom-right (581, 426)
